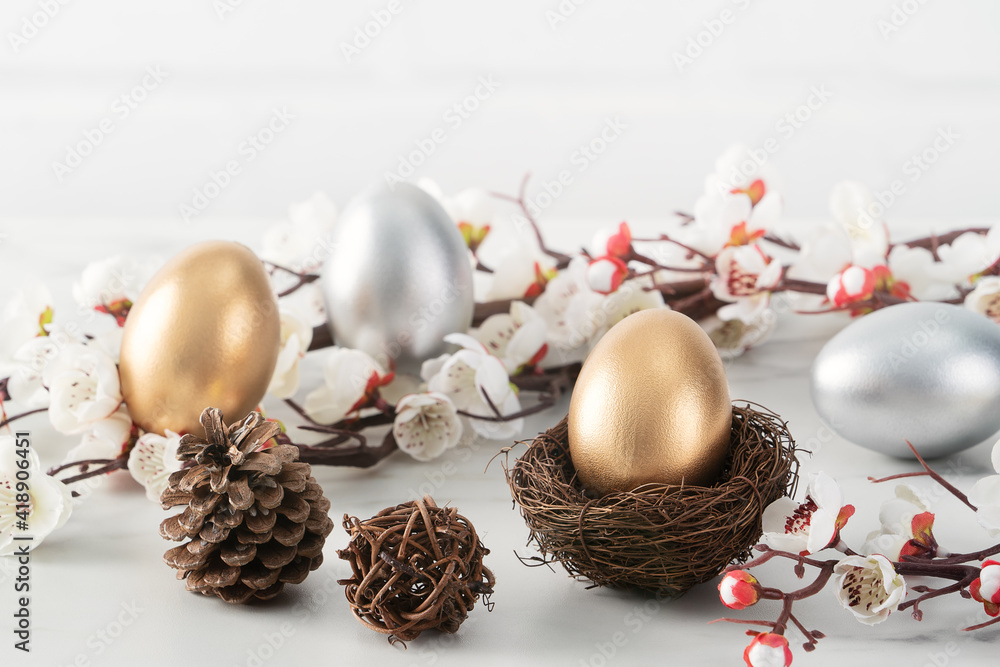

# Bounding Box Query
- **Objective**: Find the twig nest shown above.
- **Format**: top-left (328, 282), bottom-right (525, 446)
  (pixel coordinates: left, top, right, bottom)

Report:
top-left (504, 404), bottom-right (799, 596)
top-left (337, 496), bottom-right (495, 643)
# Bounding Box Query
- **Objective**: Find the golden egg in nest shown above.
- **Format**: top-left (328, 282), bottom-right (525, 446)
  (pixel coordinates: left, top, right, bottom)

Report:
top-left (567, 309), bottom-right (732, 495)
top-left (119, 241), bottom-right (281, 436)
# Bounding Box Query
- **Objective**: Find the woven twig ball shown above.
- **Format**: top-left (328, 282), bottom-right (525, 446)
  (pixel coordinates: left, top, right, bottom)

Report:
top-left (504, 403), bottom-right (798, 596)
top-left (337, 496), bottom-right (495, 643)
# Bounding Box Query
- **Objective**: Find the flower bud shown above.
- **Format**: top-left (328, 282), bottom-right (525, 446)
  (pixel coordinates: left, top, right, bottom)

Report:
top-left (719, 569), bottom-right (761, 610)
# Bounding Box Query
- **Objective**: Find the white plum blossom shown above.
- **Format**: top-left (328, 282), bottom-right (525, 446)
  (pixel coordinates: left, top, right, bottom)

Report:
top-left (829, 181), bottom-right (889, 268)
top-left (72, 255), bottom-right (159, 324)
top-left (127, 430), bottom-right (183, 502)
top-left (683, 190), bottom-right (781, 257)
top-left (422, 333), bottom-right (523, 440)
top-left (392, 392), bottom-right (463, 462)
top-left (762, 472), bottom-right (854, 555)
top-left (862, 484), bottom-right (932, 560)
top-left (0, 282), bottom-right (53, 376)
top-left (785, 221), bottom-right (852, 285)
top-left (833, 554), bottom-right (906, 625)
top-left (596, 277), bottom-right (666, 335)
top-left (743, 632), bottom-right (792, 667)
top-left (60, 405), bottom-right (133, 468)
top-left (1, 435), bottom-right (73, 555)
top-left (703, 143), bottom-right (782, 203)
top-left (267, 308), bottom-right (314, 399)
top-left (701, 308), bottom-right (777, 361)
top-left (303, 347), bottom-right (390, 424)
top-left (44, 343), bottom-right (123, 435)
top-left (711, 245), bottom-right (783, 323)
top-left (484, 243), bottom-right (556, 301)
top-left (886, 245), bottom-right (958, 301)
top-left (964, 276), bottom-right (1000, 324)
top-left (968, 438), bottom-right (1000, 537)
top-left (471, 301), bottom-right (548, 374)
top-left (533, 256), bottom-right (605, 359)
top-left (260, 192), bottom-right (338, 272)
top-left (5, 336), bottom-right (59, 409)
top-left (935, 229), bottom-right (1000, 283)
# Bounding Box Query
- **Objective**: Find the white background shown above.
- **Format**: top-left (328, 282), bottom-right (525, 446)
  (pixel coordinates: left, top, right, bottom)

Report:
top-left (2, 2), bottom-right (1000, 667)
top-left (1, 1), bottom-right (999, 224)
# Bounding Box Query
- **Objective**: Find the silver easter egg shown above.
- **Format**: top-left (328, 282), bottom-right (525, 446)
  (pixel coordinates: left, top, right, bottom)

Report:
top-left (321, 182), bottom-right (474, 373)
top-left (811, 302), bottom-right (1000, 459)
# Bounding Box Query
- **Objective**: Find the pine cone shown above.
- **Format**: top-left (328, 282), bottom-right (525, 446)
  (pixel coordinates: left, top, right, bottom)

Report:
top-left (159, 407), bottom-right (333, 604)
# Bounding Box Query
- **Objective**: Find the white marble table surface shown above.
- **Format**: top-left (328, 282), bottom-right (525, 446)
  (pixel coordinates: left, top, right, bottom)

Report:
top-left (1, 216), bottom-right (998, 667)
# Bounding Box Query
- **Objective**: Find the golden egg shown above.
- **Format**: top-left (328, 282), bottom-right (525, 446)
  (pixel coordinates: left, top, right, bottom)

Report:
top-left (119, 241), bottom-right (280, 436)
top-left (567, 309), bottom-right (732, 494)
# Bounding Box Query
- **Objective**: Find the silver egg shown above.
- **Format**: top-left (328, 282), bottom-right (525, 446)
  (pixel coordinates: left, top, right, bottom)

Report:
top-left (321, 182), bottom-right (474, 374)
top-left (811, 302), bottom-right (1000, 459)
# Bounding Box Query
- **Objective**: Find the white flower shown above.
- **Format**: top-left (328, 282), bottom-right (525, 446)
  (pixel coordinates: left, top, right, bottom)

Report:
top-left (303, 347), bottom-right (388, 424)
top-left (127, 430), bottom-right (182, 502)
top-left (711, 245), bottom-right (782, 324)
top-left (261, 192), bottom-right (338, 272)
top-left (44, 343), bottom-right (122, 435)
top-left (968, 438), bottom-right (1000, 537)
top-left (422, 334), bottom-right (523, 440)
top-left (61, 404), bottom-right (132, 462)
top-left (471, 302), bottom-right (548, 374)
top-left (267, 308), bottom-right (314, 399)
top-left (761, 472), bottom-right (854, 554)
top-left (743, 633), bottom-right (792, 667)
top-left (5, 337), bottom-right (59, 409)
top-left (419, 180), bottom-right (495, 229)
top-left (392, 392), bottom-right (463, 462)
top-left (861, 484), bottom-right (932, 560)
top-left (0, 282), bottom-right (53, 376)
top-left (964, 276), bottom-right (1000, 325)
top-left (702, 308), bottom-right (777, 361)
top-left (684, 190), bottom-right (780, 257)
top-left (834, 554), bottom-right (906, 625)
top-left (485, 243), bottom-right (556, 301)
top-left (595, 277), bottom-right (666, 334)
top-left (72, 255), bottom-right (159, 324)
top-left (829, 181), bottom-right (889, 268)
top-left (935, 229), bottom-right (1000, 283)
top-left (703, 143), bottom-right (781, 203)
top-left (533, 257), bottom-right (605, 356)
top-left (0, 435), bottom-right (73, 555)
top-left (886, 245), bottom-right (959, 301)
top-left (785, 221), bottom-right (852, 286)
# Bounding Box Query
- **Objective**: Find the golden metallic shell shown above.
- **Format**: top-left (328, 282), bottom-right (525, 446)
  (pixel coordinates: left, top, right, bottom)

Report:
top-left (567, 309), bottom-right (732, 494)
top-left (119, 241), bottom-right (280, 436)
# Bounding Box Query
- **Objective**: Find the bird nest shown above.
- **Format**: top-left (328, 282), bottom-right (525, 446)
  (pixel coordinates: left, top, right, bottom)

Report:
top-left (503, 403), bottom-right (799, 597)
